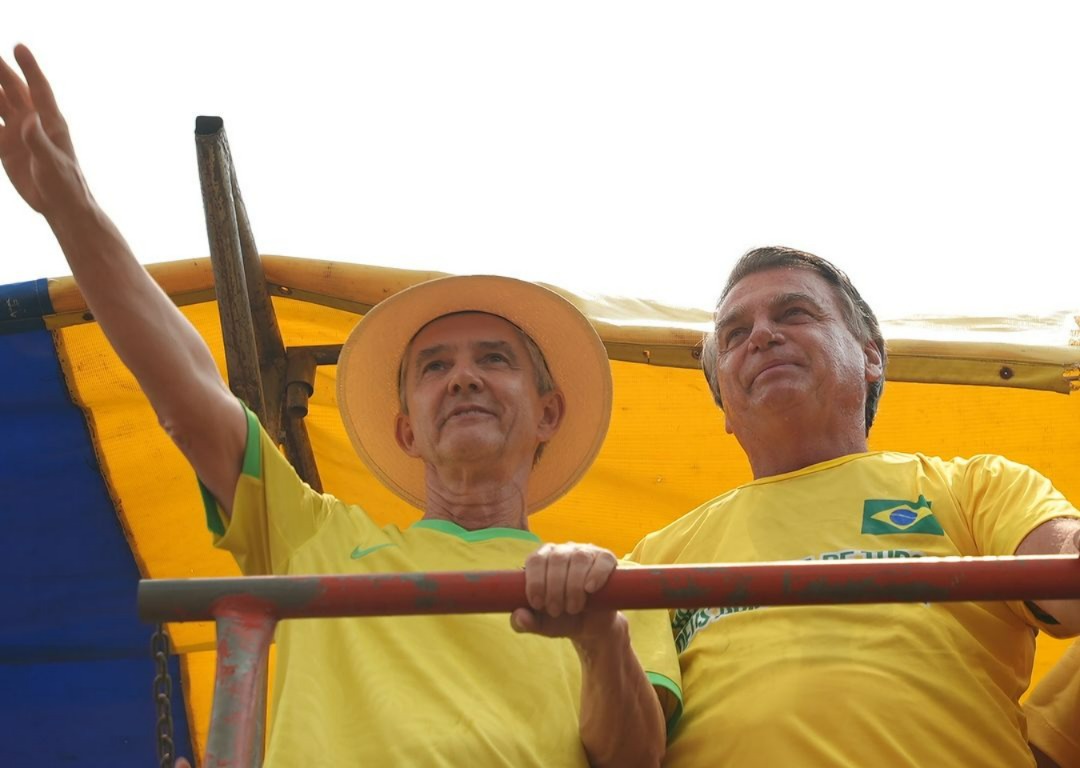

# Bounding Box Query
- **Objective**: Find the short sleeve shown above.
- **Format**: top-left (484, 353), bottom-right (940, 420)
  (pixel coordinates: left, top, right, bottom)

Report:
top-left (199, 404), bottom-right (335, 575)
top-left (950, 456), bottom-right (1080, 632)
top-left (951, 455), bottom-right (1080, 557)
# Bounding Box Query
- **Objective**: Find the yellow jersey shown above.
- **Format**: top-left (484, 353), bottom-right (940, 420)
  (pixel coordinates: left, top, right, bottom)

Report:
top-left (206, 406), bottom-right (681, 767)
top-left (629, 451), bottom-right (1079, 767)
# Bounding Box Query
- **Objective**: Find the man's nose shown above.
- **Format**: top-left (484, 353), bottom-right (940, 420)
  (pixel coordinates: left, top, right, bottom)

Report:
top-left (448, 363), bottom-right (484, 394)
top-left (748, 321), bottom-right (783, 351)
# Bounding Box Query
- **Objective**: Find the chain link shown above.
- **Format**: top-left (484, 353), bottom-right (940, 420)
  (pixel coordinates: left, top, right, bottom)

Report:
top-left (151, 624), bottom-right (176, 768)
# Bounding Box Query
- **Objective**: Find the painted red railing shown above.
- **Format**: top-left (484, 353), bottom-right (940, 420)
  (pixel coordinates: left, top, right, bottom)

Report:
top-left (137, 555), bottom-right (1080, 768)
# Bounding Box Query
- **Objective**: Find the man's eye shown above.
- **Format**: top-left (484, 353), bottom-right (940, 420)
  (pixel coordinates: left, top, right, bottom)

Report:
top-left (724, 328), bottom-right (748, 347)
top-left (421, 360), bottom-right (447, 374)
top-left (783, 306), bottom-right (810, 319)
top-left (482, 353), bottom-right (508, 364)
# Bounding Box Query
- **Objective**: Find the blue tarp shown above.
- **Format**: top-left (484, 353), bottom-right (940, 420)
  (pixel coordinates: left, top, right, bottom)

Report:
top-left (0, 327), bottom-right (192, 765)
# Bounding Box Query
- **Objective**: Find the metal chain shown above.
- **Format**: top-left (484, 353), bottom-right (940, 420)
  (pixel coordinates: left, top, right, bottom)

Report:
top-left (151, 623), bottom-right (176, 768)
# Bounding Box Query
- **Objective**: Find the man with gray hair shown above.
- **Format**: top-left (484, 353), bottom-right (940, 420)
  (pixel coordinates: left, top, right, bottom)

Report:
top-left (630, 246), bottom-right (1080, 766)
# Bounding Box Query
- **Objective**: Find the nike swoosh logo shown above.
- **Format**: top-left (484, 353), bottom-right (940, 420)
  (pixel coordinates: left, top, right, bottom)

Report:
top-left (350, 543), bottom-right (398, 560)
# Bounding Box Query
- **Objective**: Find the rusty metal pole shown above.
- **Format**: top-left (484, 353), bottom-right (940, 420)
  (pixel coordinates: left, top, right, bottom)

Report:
top-left (139, 555), bottom-right (1080, 623)
top-left (203, 597), bottom-right (277, 768)
top-left (141, 555), bottom-right (1080, 766)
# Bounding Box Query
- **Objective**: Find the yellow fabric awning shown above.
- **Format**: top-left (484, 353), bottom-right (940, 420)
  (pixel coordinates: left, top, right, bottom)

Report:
top-left (42, 256), bottom-right (1080, 757)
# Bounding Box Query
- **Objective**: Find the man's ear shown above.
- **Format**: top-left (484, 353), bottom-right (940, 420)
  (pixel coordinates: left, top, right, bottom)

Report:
top-left (864, 340), bottom-right (884, 383)
top-left (537, 390), bottom-right (565, 442)
top-left (395, 412), bottom-right (420, 457)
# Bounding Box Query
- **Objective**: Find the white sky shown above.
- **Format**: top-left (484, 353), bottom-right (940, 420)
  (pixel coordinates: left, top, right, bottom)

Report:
top-left (4, 1), bottom-right (1080, 326)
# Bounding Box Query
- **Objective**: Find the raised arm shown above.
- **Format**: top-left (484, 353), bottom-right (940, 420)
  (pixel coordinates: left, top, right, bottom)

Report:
top-left (0, 45), bottom-right (245, 509)
top-left (513, 543), bottom-right (667, 768)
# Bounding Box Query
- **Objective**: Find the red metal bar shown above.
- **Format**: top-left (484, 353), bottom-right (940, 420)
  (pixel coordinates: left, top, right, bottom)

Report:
top-left (203, 597), bottom-right (276, 768)
top-left (138, 555), bottom-right (1080, 623)
top-left (149, 556), bottom-right (1079, 767)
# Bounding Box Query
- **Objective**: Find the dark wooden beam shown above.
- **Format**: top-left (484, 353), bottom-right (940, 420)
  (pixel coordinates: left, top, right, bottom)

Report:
top-left (195, 116), bottom-right (266, 422)
top-left (194, 116), bottom-right (320, 490)
top-left (284, 348), bottom-right (322, 491)
top-left (231, 160), bottom-right (287, 443)
top-left (287, 344), bottom-right (342, 367)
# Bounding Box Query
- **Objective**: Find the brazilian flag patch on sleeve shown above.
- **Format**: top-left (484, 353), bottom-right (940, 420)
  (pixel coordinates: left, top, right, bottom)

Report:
top-left (862, 496), bottom-right (944, 535)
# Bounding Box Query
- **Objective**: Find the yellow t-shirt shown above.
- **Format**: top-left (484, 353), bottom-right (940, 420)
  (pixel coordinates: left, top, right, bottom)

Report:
top-left (205, 408), bottom-right (681, 767)
top-left (1025, 641), bottom-right (1080, 768)
top-left (628, 451), bottom-right (1080, 768)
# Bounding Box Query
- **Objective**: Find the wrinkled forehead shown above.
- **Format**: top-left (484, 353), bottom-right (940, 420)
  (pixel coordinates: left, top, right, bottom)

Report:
top-left (716, 267), bottom-right (838, 320)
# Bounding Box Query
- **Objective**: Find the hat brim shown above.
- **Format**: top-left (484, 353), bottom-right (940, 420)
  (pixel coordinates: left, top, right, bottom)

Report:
top-left (337, 275), bottom-right (613, 513)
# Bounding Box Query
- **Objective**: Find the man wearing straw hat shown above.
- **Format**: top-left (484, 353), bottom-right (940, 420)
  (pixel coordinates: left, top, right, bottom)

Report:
top-left (201, 276), bottom-right (679, 766)
top-left (630, 246), bottom-right (1080, 767)
top-left (0, 45), bottom-right (679, 767)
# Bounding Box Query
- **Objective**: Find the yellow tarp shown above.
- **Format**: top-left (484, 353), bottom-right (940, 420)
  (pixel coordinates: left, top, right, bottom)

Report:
top-left (48, 257), bottom-right (1080, 758)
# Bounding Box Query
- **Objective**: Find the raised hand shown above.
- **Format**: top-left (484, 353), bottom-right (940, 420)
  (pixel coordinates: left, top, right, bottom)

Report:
top-left (0, 44), bottom-right (88, 217)
top-left (512, 542), bottom-right (620, 646)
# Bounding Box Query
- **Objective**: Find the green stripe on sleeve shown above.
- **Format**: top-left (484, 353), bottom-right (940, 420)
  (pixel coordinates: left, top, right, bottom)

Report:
top-left (646, 671), bottom-right (683, 736)
top-left (200, 403), bottom-right (263, 535)
top-left (241, 404), bottom-right (262, 478)
top-left (200, 481), bottom-right (226, 536)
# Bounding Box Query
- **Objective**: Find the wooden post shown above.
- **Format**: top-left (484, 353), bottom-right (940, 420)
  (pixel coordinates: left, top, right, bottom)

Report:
top-left (194, 116), bottom-right (322, 488)
top-left (284, 348), bottom-right (322, 491)
top-left (194, 116), bottom-right (266, 422)
top-left (231, 161), bottom-right (287, 443)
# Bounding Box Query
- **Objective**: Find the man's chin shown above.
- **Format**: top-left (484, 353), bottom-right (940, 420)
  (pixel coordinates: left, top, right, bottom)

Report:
top-left (437, 435), bottom-right (504, 463)
top-left (749, 384), bottom-right (812, 413)
top-left (750, 364), bottom-right (801, 388)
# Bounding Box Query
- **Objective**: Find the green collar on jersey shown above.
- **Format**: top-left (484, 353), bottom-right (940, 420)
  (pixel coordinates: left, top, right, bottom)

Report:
top-left (412, 519), bottom-right (541, 543)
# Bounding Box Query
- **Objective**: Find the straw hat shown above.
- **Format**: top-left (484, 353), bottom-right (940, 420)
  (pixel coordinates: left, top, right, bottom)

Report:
top-left (337, 275), bottom-right (613, 513)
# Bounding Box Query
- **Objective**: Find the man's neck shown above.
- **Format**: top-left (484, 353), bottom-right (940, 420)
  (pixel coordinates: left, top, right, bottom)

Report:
top-left (738, 416), bottom-right (870, 480)
top-left (746, 438), bottom-right (869, 479)
top-left (421, 464), bottom-right (532, 530)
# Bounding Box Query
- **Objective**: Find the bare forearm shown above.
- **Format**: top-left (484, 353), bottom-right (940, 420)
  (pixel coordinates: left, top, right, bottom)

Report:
top-left (2, 45), bottom-right (245, 505)
top-left (46, 200), bottom-right (245, 504)
top-left (515, 545), bottom-right (664, 764)
top-left (576, 614), bottom-right (665, 768)
top-left (49, 204), bottom-right (225, 413)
